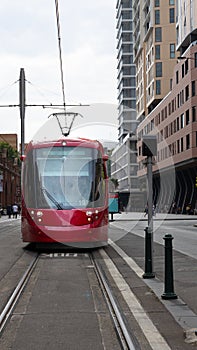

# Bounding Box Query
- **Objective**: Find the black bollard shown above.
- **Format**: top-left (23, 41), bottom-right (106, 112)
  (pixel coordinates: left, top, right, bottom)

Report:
top-left (161, 234), bottom-right (178, 299)
top-left (143, 227), bottom-right (155, 278)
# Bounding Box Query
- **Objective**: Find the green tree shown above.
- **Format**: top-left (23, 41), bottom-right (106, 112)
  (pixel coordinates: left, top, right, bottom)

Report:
top-left (0, 142), bottom-right (20, 163)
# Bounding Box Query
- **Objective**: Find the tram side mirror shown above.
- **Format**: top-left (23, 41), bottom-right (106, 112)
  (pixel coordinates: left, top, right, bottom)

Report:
top-left (142, 135), bottom-right (157, 157)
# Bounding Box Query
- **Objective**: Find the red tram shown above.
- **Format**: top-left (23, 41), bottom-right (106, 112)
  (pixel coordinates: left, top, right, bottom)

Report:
top-left (21, 137), bottom-right (109, 248)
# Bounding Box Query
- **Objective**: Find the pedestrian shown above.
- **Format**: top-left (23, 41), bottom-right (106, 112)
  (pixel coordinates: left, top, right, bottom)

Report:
top-left (172, 202), bottom-right (177, 214)
top-left (18, 204), bottom-right (21, 216)
top-left (12, 203), bottom-right (18, 219)
top-left (7, 204), bottom-right (12, 219)
top-left (186, 203), bottom-right (191, 215)
top-left (144, 204), bottom-right (148, 216)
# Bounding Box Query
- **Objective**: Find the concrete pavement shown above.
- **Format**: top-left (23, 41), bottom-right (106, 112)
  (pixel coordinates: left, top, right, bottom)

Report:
top-left (111, 212), bottom-right (197, 346)
top-left (111, 211), bottom-right (197, 221)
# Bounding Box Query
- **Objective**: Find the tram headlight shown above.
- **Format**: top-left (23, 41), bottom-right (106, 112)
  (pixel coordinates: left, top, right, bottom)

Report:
top-left (37, 211), bottom-right (43, 217)
top-left (86, 211), bottom-right (93, 223)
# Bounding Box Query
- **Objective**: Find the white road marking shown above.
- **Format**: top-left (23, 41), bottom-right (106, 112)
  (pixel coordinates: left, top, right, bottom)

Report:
top-left (109, 239), bottom-right (144, 278)
top-left (101, 246), bottom-right (171, 350)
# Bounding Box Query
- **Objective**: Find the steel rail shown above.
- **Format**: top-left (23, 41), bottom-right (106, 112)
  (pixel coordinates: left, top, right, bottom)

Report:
top-left (91, 252), bottom-right (138, 350)
top-left (0, 254), bottom-right (39, 333)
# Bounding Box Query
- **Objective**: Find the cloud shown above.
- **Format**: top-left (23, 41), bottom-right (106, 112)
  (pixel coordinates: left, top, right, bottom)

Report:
top-left (0, 1), bottom-right (117, 143)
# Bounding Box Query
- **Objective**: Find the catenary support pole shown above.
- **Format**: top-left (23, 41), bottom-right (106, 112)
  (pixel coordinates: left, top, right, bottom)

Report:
top-left (19, 68), bottom-right (26, 156)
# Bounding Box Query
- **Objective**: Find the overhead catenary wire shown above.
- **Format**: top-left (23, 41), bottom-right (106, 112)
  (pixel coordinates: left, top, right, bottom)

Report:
top-left (55, 0), bottom-right (67, 115)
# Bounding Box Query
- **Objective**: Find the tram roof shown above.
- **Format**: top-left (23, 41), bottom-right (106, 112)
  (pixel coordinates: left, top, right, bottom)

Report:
top-left (26, 137), bottom-right (104, 152)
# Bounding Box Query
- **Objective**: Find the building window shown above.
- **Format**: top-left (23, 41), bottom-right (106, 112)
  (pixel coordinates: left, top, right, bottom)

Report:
top-left (173, 120), bottom-right (176, 132)
top-left (181, 113), bottom-right (184, 128)
top-left (176, 71), bottom-right (179, 84)
top-left (155, 10), bottom-right (160, 24)
top-left (186, 109), bottom-right (190, 125)
top-left (168, 103), bottom-right (171, 115)
top-left (122, 11), bottom-right (132, 20)
top-left (185, 85), bottom-right (189, 101)
top-left (169, 8), bottom-right (175, 23)
top-left (165, 126), bottom-right (168, 138)
top-left (186, 134), bottom-right (190, 149)
top-left (169, 0), bottom-right (175, 4)
top-left (195, 53), bottom-right (197, 68)
top-left (155, 0), bottom-right (160, 6)
top-left (176, 117), bottom-right (179, 131)
top-left (177, 139), bottom-right (180, 153)
top-left (123, 67), bottom-right (131, 75)
top-left (192, 81), bottom-right (196, 96)
top-left (185, 59), bottom-right (188, 74)
top-left (165, 106), bottom-right (167, 118)
top-left (172, 99), bottom-right (175, 112)
top-left (177, 93), bottom-right (180, 108)
top-left (192, 106), bottom-right (196, 122)
top-left (156, 62), bottom-right (162, 77)
top-left (122, 56), bottom-right (132, 64)
top-left (122, 22), bottom-right (132, 31)
top-left (156, 80), bottom-right (161, 94)
top-left (170, 44), bottom-right (175, 58)
top-left (181, 138), bottom-right (184, 152)
top-left (181, 89), bottom-right (184, 105)
top-left (155, 45), bottom-right (160, 59)
top-left (182, 64), bottom-right (185, 78)
top-left (155, 27), bottom-right (162, 42)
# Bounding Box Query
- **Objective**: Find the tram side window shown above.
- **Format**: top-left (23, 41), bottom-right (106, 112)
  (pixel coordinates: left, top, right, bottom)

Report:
top-left (89, 157), bottom-right (106, 207)
top-left (24, 151), bottom-right (49, 208)
top-left (23, 150), bottom-right (36, 207)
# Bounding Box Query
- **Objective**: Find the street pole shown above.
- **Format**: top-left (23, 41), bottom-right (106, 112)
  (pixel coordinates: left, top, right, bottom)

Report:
top-left (19, 68), bottom-right (26, 156)
top-left (142, 135), bottom-right (157, 279)
top-left (147, 156), bottom-right (153, 232)
top-left (143, 155), bottom-right (155, 278)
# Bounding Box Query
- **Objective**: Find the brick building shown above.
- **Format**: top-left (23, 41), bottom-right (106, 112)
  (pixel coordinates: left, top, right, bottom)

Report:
top-left (0, 134), bottom-right (21, 211)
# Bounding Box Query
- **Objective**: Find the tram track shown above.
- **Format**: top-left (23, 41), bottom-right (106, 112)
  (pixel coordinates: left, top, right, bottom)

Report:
top-left (91, 251), bottom-right (138, 350)
top-left (0, 246), bottom-right (147, 349)
top-left (0, 253), bottom-right (39, 334)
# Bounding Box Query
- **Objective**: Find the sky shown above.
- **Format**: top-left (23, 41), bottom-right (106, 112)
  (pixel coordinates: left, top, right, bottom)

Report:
top-left (0, 1), bottom-right (118, 145)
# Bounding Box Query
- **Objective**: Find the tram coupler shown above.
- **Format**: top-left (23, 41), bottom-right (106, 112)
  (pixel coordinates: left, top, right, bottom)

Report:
top-left (143, 226), bottom-right (155, 279)
top-left (161, 234), bottom-right (178, 300)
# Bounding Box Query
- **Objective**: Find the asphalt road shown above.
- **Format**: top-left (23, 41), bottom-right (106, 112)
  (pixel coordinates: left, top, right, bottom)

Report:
top-left (110, 214), bottom-right (197, 259)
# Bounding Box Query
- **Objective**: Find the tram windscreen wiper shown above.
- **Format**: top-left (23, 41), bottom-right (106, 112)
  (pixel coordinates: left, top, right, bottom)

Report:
top-left (41, 187), bottom-right (63, 210)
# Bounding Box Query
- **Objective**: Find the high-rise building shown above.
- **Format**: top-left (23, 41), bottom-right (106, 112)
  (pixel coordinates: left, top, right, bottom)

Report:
top-left (116, 0), bottom-right (137, 140)
top-left (133, 0), bottom-right (177, 122)
top-left (110, 0), bottom-right (143, 211)
top-left (137, 0), bottom-right (197, 213)
top-left (176, 0), bottom-right (197, 54)
top-left (111, 0), bottom-right (144, 211)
